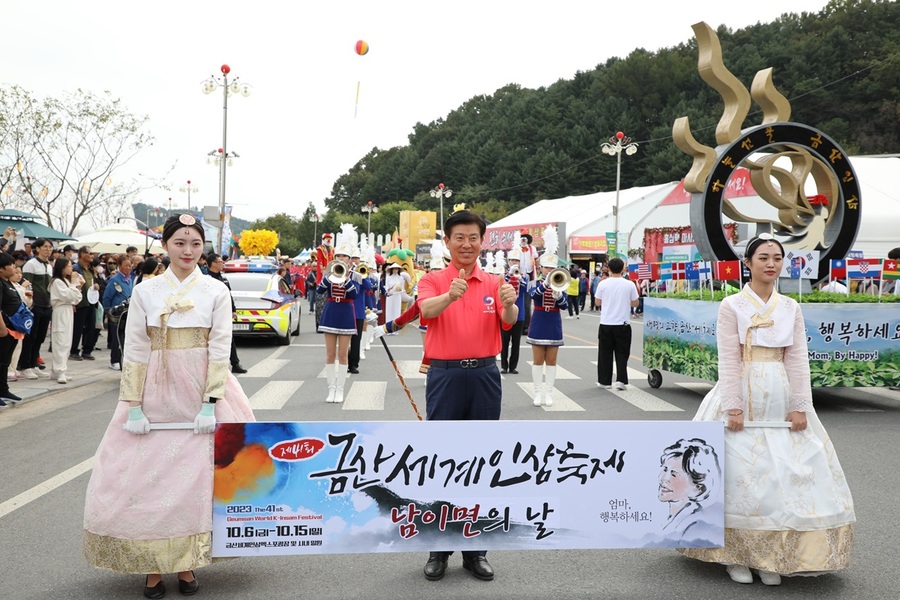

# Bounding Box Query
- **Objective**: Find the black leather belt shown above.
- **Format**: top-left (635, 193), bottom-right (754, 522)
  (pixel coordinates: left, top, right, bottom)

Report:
top-left (430, 357), bottom-right (495, 369)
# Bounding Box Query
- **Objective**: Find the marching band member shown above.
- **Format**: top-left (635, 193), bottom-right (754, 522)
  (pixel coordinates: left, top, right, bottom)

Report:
top-left (314, 232), bottom-right (335, 329)
top-left (526, 225), bottom-right (566, 407)
top-left (317, 224), bottom-right (360, 403)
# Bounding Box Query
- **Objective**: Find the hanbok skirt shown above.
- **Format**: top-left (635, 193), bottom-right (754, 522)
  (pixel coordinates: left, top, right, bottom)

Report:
top-left (680, 353), bottom-right (855, 575)
top-left (83, 345), bottom-right (255, 574)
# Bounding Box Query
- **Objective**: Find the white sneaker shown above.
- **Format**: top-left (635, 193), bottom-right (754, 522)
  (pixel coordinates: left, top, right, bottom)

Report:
top-left (57, 374), bottom-right (67, 384)
top-left (35, 369), bottom-right (50, 379)
top-left (109, 363), bottom-right (121, 371)
top-left (614, 381), bottom-right (626, 391)
top-left (565, 316), bottom-right (573, 320)
top-left (23, 368), bottom-right (39, 380)
top-left (757, 570), bottom-right (781, 586)
top-left (726, 565), bottom-right (754, 584)
top-left (596, 382), bottom-right (612, 389)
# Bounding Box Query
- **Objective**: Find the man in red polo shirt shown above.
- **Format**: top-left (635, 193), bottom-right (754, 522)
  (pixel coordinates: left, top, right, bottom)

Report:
top-left (416, 210), bottom-right (518, 583)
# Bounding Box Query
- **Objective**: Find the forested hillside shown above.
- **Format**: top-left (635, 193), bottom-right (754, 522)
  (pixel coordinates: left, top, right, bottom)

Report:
top-left (324, 0), bottom-right (899, 223)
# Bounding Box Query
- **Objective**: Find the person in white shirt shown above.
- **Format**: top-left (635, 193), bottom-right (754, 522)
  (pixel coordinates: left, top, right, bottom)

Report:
top-left (594, 257), bottom-right (638, 390)
top-left (819, 279), bottom-right (848, 293)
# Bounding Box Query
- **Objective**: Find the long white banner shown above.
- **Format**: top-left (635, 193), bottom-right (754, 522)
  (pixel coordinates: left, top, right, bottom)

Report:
top-left (212, 421), bottom-right (724, 556)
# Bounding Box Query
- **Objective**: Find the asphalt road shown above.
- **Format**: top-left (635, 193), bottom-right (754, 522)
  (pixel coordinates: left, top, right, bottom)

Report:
top-left (1, 310), bottom-right (898, 600)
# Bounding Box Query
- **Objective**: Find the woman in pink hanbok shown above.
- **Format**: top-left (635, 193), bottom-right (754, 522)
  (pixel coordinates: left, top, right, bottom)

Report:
top-left (83, 214), bottom-right (255, 598)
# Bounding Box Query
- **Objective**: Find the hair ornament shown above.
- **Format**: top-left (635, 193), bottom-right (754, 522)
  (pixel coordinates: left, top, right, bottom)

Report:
top-left (179, 214), bottom-right (197, 226)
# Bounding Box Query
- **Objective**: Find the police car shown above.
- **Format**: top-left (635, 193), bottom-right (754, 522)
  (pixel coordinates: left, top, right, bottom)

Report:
top-left (224, 258), bottom-right (300, 345)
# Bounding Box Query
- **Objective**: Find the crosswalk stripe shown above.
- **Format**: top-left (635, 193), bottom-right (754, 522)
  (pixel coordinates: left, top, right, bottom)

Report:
top-left (343, 381), bottom-right (387, 410)
top-left (523, 362), bottom-right (580, 379)
top-left (675, 382), bottom-right (714, 395)
top-left (241, 359), bottom-right (289, 378)
top-left (396, 360), bottom-right (426, 379)
top-left (249, 380), bottom-right (304, 410)
top-left (517, 383), bottom-right (585, 412)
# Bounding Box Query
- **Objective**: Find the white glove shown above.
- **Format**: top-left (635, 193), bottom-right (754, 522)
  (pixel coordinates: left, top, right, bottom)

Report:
top-left (123, 406), bottom-right (150, 435)
top-left (372, 325), bottom-right (387, 339)
top-left (552, 290), bottom-right (562, 300)
top-left (365, 311), bottom-right (378, 324)
top-left (193, 402), bottom-right (217, 434)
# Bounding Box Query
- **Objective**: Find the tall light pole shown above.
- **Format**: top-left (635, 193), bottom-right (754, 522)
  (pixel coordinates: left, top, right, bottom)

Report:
top-left (117, 216), bottom-right (153, 257)
top-left (202, 64), bottom-right (250, 253)
top-left (309, 212), bottom-right (320, 248)
top-left (429, 183), bottom-right (453, 233)
top-left (146, 206), bottom-right (162, 232)
top-left (179, 179), bottom-right (199, 212)
top-left (361, 201), bottom-right (378, 236)
top-left (601, 131), bottom-right (639, 256)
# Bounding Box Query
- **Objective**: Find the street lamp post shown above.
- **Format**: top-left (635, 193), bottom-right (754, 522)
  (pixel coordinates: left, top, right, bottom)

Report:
top-left (309, 213), bottom-right (320, 248)
top-left (179, 180), bottom-right (199, 212)
top-left (429, 183), bottom-right (453, 233)
top-left (601, 131), bottom-right (639, 256)
top-left (361, 201), bottom-right (378, 236)
top-left (117, 216), bottom-right (153, 257)
top-left (202, 64), bottom-right (250, 253)
top-left (146, 206), bottom-right (162, 232)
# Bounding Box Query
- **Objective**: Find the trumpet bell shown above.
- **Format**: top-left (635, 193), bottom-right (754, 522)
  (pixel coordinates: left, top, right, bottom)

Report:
top-left (547, 268), bottom-right (571, 293)
top-left (357, 264), bottom-right (369, 277)
top-left (325, 260), bottom-right (348, 284)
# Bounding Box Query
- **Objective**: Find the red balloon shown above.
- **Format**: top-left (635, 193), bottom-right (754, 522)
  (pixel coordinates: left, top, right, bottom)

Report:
top-left (616, 131), bottom-right (625, 140)
top-left (221, 64), bottom-right (231, 75)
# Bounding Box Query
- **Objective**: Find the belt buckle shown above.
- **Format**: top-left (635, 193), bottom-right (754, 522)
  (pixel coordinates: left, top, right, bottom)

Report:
top-left (459, 358), bottom-right (477, 369)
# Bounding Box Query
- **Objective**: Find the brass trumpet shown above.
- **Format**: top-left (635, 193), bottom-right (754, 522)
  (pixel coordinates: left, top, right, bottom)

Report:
top-left (547, 267), bottom-right (571, 293)
top-left (356, 264), bottom-right (369, 277)
top-left (325, 260), bottom-right (348, 285)
top-left (508, 265), bottom-right (521, 277)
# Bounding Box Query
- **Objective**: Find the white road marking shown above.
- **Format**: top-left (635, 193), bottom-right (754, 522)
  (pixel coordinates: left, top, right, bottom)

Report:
top-left (0, 457), bottom-right (94, 519)
top-left (241, 359), bottom-right (289, 378)
top-left (524, 362), bottom-right (580, 379)
top-left (587, 365), bottom-right (684, 412)
top-left (342, 381), bottom-right (387, 410)
top-left (675, 382), bottom-right (714, 395)
top-left (396, 360), bottom-right (426, 379)
top-left (517, 383), bottom-right (585, 412)
top-left (249, 380), bottom-right (304, 410)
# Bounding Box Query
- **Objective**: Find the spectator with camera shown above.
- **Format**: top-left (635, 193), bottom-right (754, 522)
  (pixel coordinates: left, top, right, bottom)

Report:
top-left (101, 254), bottom-right (133, 371)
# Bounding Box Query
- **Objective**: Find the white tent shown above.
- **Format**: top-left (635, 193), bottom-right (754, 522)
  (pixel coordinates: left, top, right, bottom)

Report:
top-left (75, 224), bottom-right (164, 255)
top-left (490, 155), bottom-right (899, 260)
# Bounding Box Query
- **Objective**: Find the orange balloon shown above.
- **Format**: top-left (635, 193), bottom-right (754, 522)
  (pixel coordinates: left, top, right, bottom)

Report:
top-left (355, 40), bottom-right (369, 56)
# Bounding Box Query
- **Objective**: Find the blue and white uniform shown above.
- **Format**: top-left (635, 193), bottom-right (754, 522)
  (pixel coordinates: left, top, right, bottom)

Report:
top-left (317, 278), bottom-right (359, 335)
top-left (525, 279), bottom-right (566, 346)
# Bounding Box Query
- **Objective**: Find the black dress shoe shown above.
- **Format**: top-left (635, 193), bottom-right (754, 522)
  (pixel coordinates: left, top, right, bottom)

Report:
top-left (143, 577), bottom-right (166, 599)
top-left (348, 367), bottom-right (360, 374)
top-left (231, 364), bottom-right (248, 374)
top-left (500, 368), bottom-right (508, 374)
top-left (509, 369), bottom-right (518, 375)
top-left (178, 572), bottom-right (199, 596)
top-left (463, 556), bottom-right (494, 581)
top-left (423, 552), bottom-right (449, 581)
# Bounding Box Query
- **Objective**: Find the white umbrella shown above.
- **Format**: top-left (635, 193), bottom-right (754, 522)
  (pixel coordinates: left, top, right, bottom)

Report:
top-left (75, 224), bottom-right (165, 255)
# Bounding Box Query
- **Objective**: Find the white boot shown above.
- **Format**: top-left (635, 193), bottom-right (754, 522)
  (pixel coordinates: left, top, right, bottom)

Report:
top-left (364, 329), bottom-right (372, 351)
top-left (334, 366), bottom-right (348, 404)
top-left (531, 364), bottom-right (543, 407)
top-left (360, 346), bottom-right (366, 360)
top-left (544, 365), bottom-right (557, 407)
top-left (325, 363), bottom-right (337, 403)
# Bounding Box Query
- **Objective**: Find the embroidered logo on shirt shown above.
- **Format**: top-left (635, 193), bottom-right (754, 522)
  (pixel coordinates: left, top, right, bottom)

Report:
top-left (482, 295), bottom-right (496, 314)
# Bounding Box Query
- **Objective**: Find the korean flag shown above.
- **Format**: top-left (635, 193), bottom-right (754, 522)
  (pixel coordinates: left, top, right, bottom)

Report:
top-left (781, 249), bottom-right (820, 279)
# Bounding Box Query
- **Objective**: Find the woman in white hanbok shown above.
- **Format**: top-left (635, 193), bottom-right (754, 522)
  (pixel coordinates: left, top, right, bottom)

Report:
top-left (383, 263), bottom-right (412, 326)
top-left (680, 235), bottom-right (855, 586)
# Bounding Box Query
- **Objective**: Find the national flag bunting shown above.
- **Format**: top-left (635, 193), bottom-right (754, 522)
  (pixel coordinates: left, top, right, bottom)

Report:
top-left (847, 258), bottom-right (883, 279)
top-left (670, 262), bottom-right (687, 280)
top-left (685, 261), bottom-right (711, 281)
top-left (830, 259), bottom-right (846, 280)
top-left (713, 260), bottom-right (741, 280)
top-left (883, 259), bottom-right (900, 280)
top-left (658, 263), bottom-right (673, 281)
top-left (637, 263), bottom-right (652, 280)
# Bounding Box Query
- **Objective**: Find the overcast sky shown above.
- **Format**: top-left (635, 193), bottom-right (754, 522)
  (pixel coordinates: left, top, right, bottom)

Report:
top-left (3, 0), bottom-right (830, 225)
